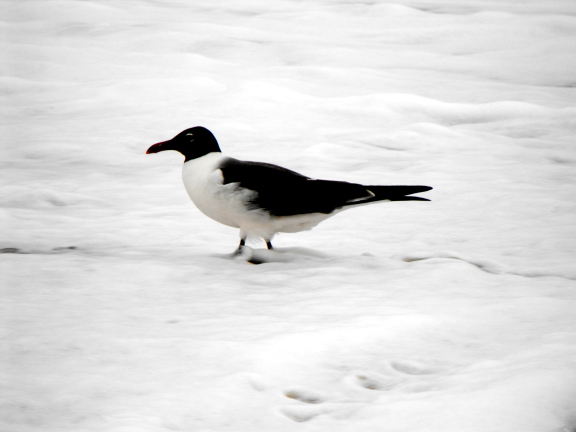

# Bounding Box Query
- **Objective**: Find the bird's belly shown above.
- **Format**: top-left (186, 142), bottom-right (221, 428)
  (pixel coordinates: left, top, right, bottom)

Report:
top-left (185, 180), bottom-right (251, 228)
top-left (271, 212), bottom-right (336, 233)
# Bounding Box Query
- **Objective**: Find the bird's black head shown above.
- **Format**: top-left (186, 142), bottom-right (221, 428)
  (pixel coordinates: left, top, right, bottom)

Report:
top-left (146, 126), bottom-right (221, 162)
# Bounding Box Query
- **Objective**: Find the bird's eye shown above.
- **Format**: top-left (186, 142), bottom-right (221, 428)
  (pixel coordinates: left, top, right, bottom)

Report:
top-left (186, 133), bottom-right (194, 142)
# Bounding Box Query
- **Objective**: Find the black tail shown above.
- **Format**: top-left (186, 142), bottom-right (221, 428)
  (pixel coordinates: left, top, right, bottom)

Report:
top-left (349, 185), bottom-right (432, 205)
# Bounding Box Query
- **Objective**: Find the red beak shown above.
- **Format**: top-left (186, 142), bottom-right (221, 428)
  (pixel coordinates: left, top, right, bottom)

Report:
top-left (146, 140), bottom-right (170, 154)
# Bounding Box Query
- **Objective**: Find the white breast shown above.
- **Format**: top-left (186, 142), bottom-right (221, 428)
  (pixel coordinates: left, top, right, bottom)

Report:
top-left (182, 153), bottom-right (269, 235)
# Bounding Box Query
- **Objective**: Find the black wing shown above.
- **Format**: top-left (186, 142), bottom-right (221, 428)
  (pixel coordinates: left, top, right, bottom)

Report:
top-left (219, 158), bottom-right (372, 216)
top-left (359, 185), bottom-right (433, 203)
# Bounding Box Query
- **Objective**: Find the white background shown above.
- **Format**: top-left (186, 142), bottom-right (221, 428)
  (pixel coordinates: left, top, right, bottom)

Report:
top-left (1, 0), bottom-right (576, 430)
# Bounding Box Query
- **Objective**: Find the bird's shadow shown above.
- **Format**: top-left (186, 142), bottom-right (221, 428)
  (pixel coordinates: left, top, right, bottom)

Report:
top-left (216, 246), bottom-right (330, 265)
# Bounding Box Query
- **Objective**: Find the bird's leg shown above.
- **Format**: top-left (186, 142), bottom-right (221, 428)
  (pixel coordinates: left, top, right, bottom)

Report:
top-left (234, 238), bottom-right (246, 255)
top-left (265, 240), bottom-right (273, 250)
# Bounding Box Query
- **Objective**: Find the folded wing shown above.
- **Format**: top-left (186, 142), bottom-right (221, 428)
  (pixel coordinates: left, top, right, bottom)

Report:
top-left (219, 158), bottom-right (431, 216)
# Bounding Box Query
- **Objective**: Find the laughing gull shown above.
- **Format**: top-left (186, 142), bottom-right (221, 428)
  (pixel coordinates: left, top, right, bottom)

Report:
top-left (146, 127), bottom-right (432, 252)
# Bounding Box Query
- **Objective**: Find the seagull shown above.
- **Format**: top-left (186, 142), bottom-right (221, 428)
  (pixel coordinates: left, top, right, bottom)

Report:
top-left (146, 126), bottom-right (432, 253)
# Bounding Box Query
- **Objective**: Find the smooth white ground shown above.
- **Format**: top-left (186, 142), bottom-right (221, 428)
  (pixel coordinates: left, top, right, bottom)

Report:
top-left (1, 0), bottom-right (576, 431)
